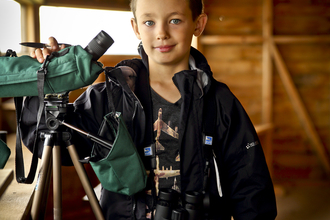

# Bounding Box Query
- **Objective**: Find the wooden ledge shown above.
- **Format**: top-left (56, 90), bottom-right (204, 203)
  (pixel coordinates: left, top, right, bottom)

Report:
top-left (0, 134), bottom-right (38, 220)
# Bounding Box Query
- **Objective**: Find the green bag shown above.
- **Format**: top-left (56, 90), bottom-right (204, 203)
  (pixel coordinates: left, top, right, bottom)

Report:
top-left (0, 46), bottom-right (103, 98)
top-left (0, 139), bottom-right (11, 169)
top-left (89, 112), bottom-right (147, 196)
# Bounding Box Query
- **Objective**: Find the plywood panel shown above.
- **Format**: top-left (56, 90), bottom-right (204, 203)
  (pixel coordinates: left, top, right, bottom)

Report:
top-left (203, 43), bottom-right (263, 125)
top-left (274, 2), bottom-right (330, 35)
top-left (204, 2), bottom-right (263, 35)
top-left (202, 0), bottom-right (330, 180)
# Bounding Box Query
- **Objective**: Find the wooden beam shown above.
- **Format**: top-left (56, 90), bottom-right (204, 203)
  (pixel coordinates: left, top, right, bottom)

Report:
top-left (199, 35), bottom-right (264, 45)
top-left (199, 35), bottom-right (330, 45)
top-left (274, 35), bottom-right (330, 44)
top-left (270, 40), bottom-right (330, 175)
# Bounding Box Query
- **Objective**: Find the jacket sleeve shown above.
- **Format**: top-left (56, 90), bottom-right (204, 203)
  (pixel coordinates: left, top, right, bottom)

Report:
top-left (216, 84), bottom-right (277, 220)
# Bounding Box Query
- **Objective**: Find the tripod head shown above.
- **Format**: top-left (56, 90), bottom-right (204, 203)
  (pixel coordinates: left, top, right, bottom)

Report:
top-left (44, 92), bottom-right (71, 131)
top-left (42, 92), bottom-right (113, 151)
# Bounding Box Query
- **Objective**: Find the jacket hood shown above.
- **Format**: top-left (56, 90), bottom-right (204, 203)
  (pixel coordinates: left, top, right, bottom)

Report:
top-left (137, 42), bottom-right (214, 94)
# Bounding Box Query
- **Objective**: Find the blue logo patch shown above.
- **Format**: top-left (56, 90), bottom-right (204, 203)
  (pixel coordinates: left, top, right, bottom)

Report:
top-left (144, 147), bottom-right (153, 156)
top-left (205, 136), bottom-right (213, 145)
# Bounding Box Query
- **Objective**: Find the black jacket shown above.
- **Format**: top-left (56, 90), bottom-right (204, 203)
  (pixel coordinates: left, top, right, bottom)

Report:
top-left (20, 45), bottom-right (277, 220)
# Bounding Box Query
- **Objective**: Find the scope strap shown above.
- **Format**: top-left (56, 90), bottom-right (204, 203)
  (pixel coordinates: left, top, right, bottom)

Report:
top-left (15, 55), bottom-right (52, 183)
top-left (202, 81), bottom-right (217, 218)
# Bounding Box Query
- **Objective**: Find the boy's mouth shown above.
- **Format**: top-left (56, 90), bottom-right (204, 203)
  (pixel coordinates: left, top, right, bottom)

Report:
top-left (154, 45), bottom-right (175, 53)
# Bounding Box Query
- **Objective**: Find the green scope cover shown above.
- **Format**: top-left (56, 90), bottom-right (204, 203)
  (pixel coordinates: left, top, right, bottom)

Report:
top-left (0, 45), bottom-right (104, 97)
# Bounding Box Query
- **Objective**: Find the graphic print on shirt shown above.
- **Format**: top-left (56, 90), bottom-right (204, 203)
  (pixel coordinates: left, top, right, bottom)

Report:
top-left (145, 89), bottom-right (182, 219)
top-left (153, 107), bottom-right (180, 193)
top-left (154, 108), bottom-right (179, 151)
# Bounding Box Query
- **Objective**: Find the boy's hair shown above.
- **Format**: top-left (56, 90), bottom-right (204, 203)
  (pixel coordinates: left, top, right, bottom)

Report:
top-left (130, 0), bottom-right (204, 21)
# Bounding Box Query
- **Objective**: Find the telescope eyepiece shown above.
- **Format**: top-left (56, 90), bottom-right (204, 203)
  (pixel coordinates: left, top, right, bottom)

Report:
top-left (84, 30), bottom-right (114, 61)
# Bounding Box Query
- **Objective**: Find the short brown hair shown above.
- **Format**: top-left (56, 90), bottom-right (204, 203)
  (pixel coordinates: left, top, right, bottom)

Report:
top-left (130, 0), bottom-right (204, 21)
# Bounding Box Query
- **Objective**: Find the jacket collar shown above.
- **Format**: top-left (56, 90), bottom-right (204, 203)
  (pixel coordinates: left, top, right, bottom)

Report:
top-left (137, 43), bottom-right (213, 96)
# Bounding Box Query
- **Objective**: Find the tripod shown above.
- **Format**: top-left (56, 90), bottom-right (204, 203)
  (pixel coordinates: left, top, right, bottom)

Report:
top-left (30, 93), bottom-right (109, 220)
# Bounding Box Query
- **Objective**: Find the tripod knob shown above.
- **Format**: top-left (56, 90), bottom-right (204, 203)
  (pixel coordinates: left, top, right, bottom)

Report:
top-left (46, 117), bottom-right (60, 130)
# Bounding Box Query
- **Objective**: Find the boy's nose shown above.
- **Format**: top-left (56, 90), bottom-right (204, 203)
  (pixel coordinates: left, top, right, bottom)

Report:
top-left (156, 24), bottom-right (169, 40)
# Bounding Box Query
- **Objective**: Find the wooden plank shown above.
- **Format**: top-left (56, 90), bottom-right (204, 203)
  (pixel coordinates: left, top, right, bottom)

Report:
top-left (285, 61), bottom-right (330, 74)
top-left (274, 16), bottom-right (330, 35)
top-left (204, 44), bottom-right (262, 60)
top-left (200, 35), bottom-right (330, 45)
top-left (206, 5), bottom-right (263, 16)
top-left (0, 134), bottom-right (37, 220)
top-left (205, 17), bottom-right (262, 35)
top-left (276, 44), bottom-right (330, 61)
top-left (275, 154), bottom-right (320, 168)
top-left (208, 60), bottom-right (262, 75)
top-left (274, 35), bottom-right (330, 44)
top-left (270, 41), bottom-right (330, 175)
top-left (0, 169), bottom-right (13, 198)
top-left (200, 35), bottom-right (264, 45)
top-left (274, 3), bottom-right (330, 16)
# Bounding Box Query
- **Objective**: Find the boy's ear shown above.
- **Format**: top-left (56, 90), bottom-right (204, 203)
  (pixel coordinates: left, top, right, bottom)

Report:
top-left (131, 18), bottom-right (142, 40)
top-left (194, 13), bottom-right (208, 37)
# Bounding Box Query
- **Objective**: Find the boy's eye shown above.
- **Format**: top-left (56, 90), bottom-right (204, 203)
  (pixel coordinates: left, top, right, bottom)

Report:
top-left (170, 19), bottom-right (181, 24)
top-left (144, 21), bottom-right (155, 26)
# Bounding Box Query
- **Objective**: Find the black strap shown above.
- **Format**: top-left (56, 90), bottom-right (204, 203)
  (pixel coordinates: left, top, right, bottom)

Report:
top-left (202, 82), bottom-right (216, 176)
top-left (104, 68), bottom-right (119, 114)
top-left (14, 97), bottom-right (28, 182)
top-left (15, 55), bottom-right (51, 183)
top-left (202, 82), bottom-right (217, 218)
top-left (203, 82), bottom-right (217, 144)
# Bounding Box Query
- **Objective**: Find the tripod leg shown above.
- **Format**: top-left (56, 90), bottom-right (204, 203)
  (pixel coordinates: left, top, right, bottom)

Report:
top-left (66, 143), bottom-right (105, 220)
top-left (40, 153), bottom-right (52, 219)
top-left (53, 144), bottom-right (62, 220)
top-left (31, 134), bottom-right (53, 220)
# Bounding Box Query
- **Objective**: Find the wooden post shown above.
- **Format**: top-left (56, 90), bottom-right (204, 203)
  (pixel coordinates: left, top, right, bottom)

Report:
top-left (261, 0), bottom-right (274, 173)
top-left (20, 3), bottom-right (40, 54)
top-left (262, 0), bottom-right (273, 124)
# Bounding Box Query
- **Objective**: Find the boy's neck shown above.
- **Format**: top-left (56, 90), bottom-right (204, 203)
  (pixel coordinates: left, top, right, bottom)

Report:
top-left (149, 61), bottom-right (190, 82)
top-left (149, 62), bottom-right (189, 103)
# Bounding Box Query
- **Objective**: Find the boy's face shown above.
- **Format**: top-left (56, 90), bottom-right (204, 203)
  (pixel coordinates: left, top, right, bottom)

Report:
top-left (131, 0), bottom-right (206, 70)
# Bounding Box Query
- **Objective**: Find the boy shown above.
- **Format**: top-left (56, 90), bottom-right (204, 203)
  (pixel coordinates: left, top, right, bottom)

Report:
top-left (25, 0), bottom-right (277, 219)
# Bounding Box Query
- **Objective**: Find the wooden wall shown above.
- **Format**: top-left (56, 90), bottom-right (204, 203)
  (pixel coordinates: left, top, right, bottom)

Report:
top-left (201, 0), bottom-right (330, 183)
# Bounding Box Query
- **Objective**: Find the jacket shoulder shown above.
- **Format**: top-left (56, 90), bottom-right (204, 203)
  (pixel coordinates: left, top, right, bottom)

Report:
top-left (212, 80), bottom-right (236, 103)
top-left (115, 58), bottom-right (144, 73)
top-left (210, 79), bottom-right (248, 121)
